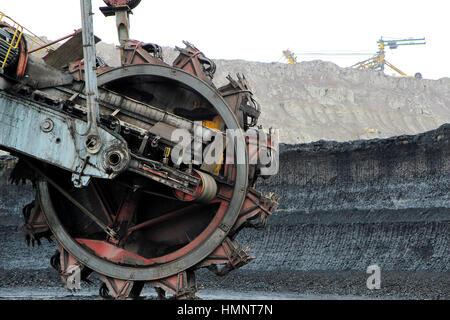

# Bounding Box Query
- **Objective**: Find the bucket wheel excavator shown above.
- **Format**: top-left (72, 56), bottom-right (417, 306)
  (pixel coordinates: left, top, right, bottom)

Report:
top-left (0, 0), bottom-right (279, 299)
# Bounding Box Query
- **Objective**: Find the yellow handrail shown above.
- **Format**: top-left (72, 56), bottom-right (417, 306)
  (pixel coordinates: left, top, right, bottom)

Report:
top-left (0, 10), bottom-right (57, 69)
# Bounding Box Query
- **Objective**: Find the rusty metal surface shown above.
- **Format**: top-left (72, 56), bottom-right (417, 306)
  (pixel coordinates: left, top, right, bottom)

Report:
top-left (173, 41), bottom-right (217, 87)
top-left (43, 30), bottom-right (100, 70)
top-left (36, 61), bottom-right (251, 282)
top-left (103, 0), bottom-right (142, 9)
top-left (121, 41), bottom-right (166, 66)
top-left (22, 55), bottom-right (74, 88)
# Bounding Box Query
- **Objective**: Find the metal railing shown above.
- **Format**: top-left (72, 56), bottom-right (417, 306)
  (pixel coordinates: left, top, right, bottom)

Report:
top-left (0, 10), bottom-right (57, 69)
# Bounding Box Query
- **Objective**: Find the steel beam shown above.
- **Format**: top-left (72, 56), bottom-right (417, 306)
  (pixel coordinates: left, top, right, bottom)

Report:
top-left (80, 0), bottom-right (102, 154)
top-left (0, 91), bottom-right (129, 186)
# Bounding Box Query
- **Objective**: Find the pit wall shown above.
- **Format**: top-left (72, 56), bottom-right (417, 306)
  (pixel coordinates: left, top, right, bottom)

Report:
top-left (240, 124), bottom-right (449, 272)
top-left (0, 125), bottom-right (449, 273)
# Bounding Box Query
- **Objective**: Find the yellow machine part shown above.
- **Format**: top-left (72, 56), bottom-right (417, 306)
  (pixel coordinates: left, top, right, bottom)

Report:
top-left (202, 116), bottom-right (224, 176)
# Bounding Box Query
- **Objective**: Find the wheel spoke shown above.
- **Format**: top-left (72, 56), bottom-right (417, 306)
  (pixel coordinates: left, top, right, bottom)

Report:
top-left (26, 159), bottom-right (118, 239)
top-left (91, 180), bottom-right (115, 226)
top-left (122, 204), bottom-right (201, 241)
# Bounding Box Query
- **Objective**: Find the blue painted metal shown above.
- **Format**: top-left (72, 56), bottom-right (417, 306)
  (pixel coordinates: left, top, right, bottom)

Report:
top-left (378, 37), bottom-right (426, 49)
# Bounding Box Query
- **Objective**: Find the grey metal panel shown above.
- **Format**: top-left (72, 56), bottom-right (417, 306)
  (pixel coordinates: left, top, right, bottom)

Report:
top-left (0, 91), bottom-right (128, 180)
top-left (23, 56), bottom-right (74, 89)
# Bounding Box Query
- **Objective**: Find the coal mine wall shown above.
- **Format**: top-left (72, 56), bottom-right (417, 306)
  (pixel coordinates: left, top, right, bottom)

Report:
top-left (0, 125), bottom-right (449, 276)
top-left (238, 124), bottom-right (450, 272)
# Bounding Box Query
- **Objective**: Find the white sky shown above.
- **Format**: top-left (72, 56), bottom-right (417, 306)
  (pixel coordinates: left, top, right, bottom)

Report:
top-left (1, 0), bottom-right (449, 79)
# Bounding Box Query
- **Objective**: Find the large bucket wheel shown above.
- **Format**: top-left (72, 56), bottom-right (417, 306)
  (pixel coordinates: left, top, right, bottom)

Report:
top-left (37, 64), bottom-right (250, 298)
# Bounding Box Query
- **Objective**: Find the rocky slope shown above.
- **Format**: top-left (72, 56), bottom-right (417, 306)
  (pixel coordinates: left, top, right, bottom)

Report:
top-left (98, 44), bottom-right (450, 144)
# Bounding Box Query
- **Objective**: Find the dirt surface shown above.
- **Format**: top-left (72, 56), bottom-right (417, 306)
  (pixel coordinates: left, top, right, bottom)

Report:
top-left (0, 232), bottom-right (447, 301)
top-left (0, 268), bottom-right (448, 300)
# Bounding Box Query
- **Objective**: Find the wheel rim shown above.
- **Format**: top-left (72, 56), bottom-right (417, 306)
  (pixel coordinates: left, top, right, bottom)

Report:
top-left (39, 64), bottom-right (249, 281)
